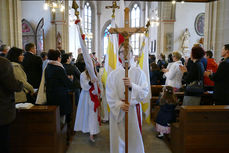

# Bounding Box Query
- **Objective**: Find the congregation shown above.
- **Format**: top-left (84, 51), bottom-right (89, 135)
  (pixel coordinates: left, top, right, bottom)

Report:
top-left (1, 41), bottom-right (229, 153)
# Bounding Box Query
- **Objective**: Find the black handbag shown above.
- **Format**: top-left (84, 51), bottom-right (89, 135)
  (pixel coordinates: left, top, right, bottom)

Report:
top-left (185, 63), bottom-right (204, 95)
top-left (186, 80), bottom-right (204, 94)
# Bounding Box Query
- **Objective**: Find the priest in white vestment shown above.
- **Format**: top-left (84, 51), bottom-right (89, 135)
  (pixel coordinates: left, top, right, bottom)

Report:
top-left (74, 70), bottom-right (100, 142)
top-left (106, 44), bottom-right (149, 153)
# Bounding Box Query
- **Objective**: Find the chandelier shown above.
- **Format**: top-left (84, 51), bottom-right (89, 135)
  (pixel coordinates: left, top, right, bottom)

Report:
top-left (43, 0), bottom-right (65, 12)
top-left (149, 9), bottom-right (160, 27)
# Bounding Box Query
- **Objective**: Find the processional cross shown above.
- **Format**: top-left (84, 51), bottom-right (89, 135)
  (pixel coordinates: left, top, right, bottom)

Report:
top-left (105, 1), bottom-right (120, 18)
top-left (109, 7), bottom-right (146, 153)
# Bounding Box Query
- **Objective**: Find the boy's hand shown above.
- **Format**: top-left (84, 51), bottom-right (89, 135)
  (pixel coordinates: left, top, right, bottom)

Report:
top-left (123, 77), bottom-right (132, 88)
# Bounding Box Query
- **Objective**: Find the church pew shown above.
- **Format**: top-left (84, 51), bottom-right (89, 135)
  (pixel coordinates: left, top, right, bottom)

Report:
top-left (151, 85), bottom-right (163, 120)
top-left (150, 84), bottom-right (214, 122)
top-left (68, 91), bottom-right (77, 140)
top-left (9, 106), bottom-right (67, 153)
top-left (171, 106), bottom-right (229, 153)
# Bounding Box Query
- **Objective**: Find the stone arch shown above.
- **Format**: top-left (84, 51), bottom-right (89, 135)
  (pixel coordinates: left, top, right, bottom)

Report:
top-left (101, 19), bottom-right (118, 57)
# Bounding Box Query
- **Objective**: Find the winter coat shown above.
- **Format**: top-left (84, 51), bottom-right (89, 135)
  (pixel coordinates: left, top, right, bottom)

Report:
top-left (11, 62), bottom-right (34, 103)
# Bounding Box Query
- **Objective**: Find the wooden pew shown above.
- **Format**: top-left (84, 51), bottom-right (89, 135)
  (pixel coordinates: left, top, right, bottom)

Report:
top-left (9, 106), bottom-right (67, 153)
top-left (151, 85), bottom-right (163, 120)
top-left (171, 106), bottom-right (229, 153)
top-left (68, 91), bottom-right (77, 140)
top-left (175, 91), bottom-right (214, 105)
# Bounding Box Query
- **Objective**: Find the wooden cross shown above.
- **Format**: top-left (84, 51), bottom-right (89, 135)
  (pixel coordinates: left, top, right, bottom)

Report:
top-left (105, 1), bottom-right (120, 18)
top-left (109, 7), bottom-right (146, 153)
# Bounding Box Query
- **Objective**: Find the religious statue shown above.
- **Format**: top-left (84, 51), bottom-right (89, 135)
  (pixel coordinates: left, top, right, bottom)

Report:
top-left (181, 28), bottom-right (190, 56)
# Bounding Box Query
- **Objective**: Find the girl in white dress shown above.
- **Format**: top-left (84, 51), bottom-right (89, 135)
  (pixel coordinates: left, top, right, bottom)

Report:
top-left (74, 69), bottom-right (100, 142)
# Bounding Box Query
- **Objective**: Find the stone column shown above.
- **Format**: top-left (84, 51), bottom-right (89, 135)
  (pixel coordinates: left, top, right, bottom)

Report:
top-left (62, 0), bottom-right (69, 52)
top-left (157, 2), bottom-right (175, 57)
top-left (204, 0), bottom-right (229, 61)
top-left (0, 0), bottom-right (22, 48)
top-left (95, 1), bottom-right (101, 62)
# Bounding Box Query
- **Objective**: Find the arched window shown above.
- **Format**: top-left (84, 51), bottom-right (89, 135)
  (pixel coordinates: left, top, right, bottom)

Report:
top-left (84, 2), bottom-right (92, 53)
top-left (130, 3), bottom-right (140, 55)
top-left (103, 23), bottom-right (111, 55)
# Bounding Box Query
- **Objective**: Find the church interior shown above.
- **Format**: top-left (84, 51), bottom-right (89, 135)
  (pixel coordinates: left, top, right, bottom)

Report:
top-left (0, 0), bottom-right (229, 153)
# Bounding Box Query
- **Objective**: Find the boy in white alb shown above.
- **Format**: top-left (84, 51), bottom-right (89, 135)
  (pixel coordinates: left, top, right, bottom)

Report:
top-left (106, 44), bottom-right (149, 153)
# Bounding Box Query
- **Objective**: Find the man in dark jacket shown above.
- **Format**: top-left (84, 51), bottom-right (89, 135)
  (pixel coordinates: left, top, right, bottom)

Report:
top-left (205, 44), bottom-right (229, 105)
top-left (0, 44), bottom-right (9, 57)
top-left (0, 57), bottom-right (23, 153)
top-left (22, 43), bottom-right (42, 88)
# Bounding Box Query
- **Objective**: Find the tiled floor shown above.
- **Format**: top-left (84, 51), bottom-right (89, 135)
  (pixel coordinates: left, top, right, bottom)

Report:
top-left (67, 123), bottom-right (172, 153)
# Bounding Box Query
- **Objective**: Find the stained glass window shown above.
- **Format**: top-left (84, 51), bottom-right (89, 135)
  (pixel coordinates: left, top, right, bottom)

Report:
top-left (84, 2), bottom-right (92, 53)
top-left (104, 23), bottom-right (111, 55)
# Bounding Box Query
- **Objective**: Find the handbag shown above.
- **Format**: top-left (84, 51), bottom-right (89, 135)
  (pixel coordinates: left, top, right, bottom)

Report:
top-left (35, 69), bottom-right (47, 105)
top-left (186, 80), bottom-right (204, 94)
top-left (185, 63), bottom-right (204, 95)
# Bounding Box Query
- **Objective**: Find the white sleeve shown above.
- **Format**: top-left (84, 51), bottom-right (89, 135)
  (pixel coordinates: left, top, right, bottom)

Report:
top-left (106, 72), bottom-right (125, 123)
top-left (130, 70), bottom-right (149, 105)
top-left (80, 72), bottom-right (91, 91)
top-left (165, 63), bottom-right (177, 80)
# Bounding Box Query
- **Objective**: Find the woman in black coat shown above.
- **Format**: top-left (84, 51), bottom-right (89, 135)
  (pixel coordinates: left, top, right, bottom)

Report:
top-left (45, 50), bottom-right (73, 118)
top-left (180, 46), bottom-right (205, 105)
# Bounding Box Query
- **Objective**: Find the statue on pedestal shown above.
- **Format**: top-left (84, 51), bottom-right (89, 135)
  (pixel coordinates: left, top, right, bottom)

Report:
top-left (181, 28), bottom-right (190, 57)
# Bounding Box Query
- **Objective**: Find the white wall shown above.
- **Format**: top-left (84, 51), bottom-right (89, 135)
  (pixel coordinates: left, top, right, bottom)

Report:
top-left (174, 2), bottom-right (205, 52)
top-left (21, 1), bottom-right (55, 51)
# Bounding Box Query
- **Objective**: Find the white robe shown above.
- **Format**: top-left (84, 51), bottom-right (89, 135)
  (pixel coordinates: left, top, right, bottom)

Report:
top-left (74, 72), bottom-right (100, 135)
top-left (106, 66), bottom-right (149, 153)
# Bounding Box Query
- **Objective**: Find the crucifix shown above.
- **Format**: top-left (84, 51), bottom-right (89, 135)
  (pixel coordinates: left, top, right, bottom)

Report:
top-left (105, 1), bottom-right (120, 18)
top-left (109, 7), bottom-right (146, 153)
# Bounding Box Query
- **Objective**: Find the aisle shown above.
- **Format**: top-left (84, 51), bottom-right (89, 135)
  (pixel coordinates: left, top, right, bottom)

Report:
top-left (67, 123), bottom-right (172, 153)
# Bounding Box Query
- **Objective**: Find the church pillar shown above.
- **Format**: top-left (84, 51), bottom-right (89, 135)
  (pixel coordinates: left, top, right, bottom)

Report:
top-left (0, 0), bottom-right (22, 48)
top-left (157, 2), bottom-right (175, 57)
top-left (204, 0), bottom-right (229, 61)
top-left (51, 0), bottom-right (69, 52)
top-left (96, 2), bottom-right (101, 62)
top-left (149, 2), bottom-right (159, 55)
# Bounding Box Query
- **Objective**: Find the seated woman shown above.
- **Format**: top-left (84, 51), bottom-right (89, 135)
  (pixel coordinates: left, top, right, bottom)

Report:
top-left (45, 49), bottom-right (73, 123)
top-left (162, 51), bottom-right (183, 91)
top-left (7, 47), bottom-right (34, 103)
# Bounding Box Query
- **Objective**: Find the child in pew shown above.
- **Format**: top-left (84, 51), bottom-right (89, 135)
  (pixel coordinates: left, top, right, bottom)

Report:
top-left (155, 86), bottom-right (177, 139)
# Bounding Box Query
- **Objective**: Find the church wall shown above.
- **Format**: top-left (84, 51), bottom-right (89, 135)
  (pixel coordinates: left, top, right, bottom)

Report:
top-left (21, 1), bottom-right (57, 52)
top-left (174, 2), bottom-right (205, 54)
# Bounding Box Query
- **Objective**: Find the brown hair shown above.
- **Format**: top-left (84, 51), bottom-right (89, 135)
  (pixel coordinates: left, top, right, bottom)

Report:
top-left (85, 69), bottom-right (91, 80)
top-left (150, 62), bottom-right (160, 71)
top-left (160, 86), bottom-right (176, 105)
top-left (191, 46), bottom-right (205, 59)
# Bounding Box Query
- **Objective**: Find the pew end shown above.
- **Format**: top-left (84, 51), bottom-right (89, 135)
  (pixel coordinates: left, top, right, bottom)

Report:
top-left (171, 105), bottom-right (229, 153)
top-left (9, 106), bottom-right (67, 153)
